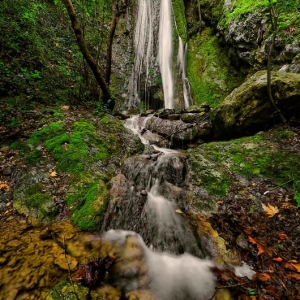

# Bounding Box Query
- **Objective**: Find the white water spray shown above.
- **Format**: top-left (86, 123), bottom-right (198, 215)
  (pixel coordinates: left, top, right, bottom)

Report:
top-left (158, 0), bottom-right (174, 109)
top-left (103, 230), bottom-right (216, 300)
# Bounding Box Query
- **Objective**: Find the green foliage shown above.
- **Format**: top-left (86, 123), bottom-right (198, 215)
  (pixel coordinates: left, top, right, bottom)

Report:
top-left (0, 0), bottom-right (115, 111)
top-left (293, 180), bottom-right (300, 208)
top-left (294, 193), bottom-right (300, 208)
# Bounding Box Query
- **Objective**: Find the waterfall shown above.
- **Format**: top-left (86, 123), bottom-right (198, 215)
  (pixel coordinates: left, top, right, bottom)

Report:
top-left (128, 0), bottom-right (159, 109)
top-left (158, 0), bottom-right (174, 109)
top-left (128, 0), bottom-right (193, 110)
top-left (177, 37), bottom-right (193, 108)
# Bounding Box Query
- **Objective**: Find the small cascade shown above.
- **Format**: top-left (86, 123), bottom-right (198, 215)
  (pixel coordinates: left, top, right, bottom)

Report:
top-left (101, 116), bottom-right (202, 256)
top-left (177, 37), bottom-right (193, 108)
top-left (158, 0), bottom-right (174, 109)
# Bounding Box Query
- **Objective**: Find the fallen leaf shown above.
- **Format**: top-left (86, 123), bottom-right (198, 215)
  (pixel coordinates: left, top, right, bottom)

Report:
top-left (175, 209), bottom-right (183, 214)
top-left (279, 233), bottom-right (288, 240)
top-left (265, 285), bottom-right (282, 298)
top-left (254, 272), bottom-right (271, 282)
top-left (281, 202), bottom-right (296, 209)
top-left (284, 262), bottom-right (300, 273)
top-left (261, 203), bottom-right (279, 218)
top-left (287, 273), bottom-right (300, 281)
top-left (247, 236), bottom-right (257, 244)
top-left (247, 236), bottom-right (268, 256)
top-left (0, 181), bottom-right (10, 192)
top-left (49, 171), bottom-right (57, 177)
top-left (272, 257), bottom-right (283, 262)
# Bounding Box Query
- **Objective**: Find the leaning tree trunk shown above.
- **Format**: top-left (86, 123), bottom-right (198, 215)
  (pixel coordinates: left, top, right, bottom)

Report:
top-left (62, 0), bottom-right (112, 106)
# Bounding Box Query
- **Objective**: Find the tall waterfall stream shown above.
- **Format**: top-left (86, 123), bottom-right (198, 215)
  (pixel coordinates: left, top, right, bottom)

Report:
top-left (128, 0), bottom-right (192, 110)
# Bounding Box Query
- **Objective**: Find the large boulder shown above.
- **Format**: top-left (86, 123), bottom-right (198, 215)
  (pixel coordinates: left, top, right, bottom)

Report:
top-left (212, 71), bottom-right (300, 138)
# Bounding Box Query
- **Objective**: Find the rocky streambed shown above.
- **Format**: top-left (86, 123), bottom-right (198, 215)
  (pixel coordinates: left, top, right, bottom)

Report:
top-left (1, 103), bottom-right (300, 299)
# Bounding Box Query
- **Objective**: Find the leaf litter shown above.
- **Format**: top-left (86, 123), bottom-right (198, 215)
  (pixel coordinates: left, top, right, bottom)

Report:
top-left (210, 176), bottom-right (300, 299)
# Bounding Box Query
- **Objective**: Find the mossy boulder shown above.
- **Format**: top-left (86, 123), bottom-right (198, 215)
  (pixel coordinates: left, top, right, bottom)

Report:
top-left (187, 126), bottom-right (300, 211)
top-left (46, 282), bottom-right (121, 300)
top-left (212, 70), bottom-right (300, 138)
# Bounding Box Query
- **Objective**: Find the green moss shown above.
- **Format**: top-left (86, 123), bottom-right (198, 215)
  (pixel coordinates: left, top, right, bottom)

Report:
top-left (172, 0), bottom-right (187, 43)
top-left (219, 0), bottom-right (300, 36)
top-left (25, 184), bottom-right (52, 209)
top-left (274, 130), bottom-right (294, 141)
top-left (15, 182), bottom-right (58, 220)
top-left (46, 280), bottom-right (89, 300)
top-left (187, 28), bottom-right (243, 107)
top-left (25, 149), bottom-right (44, 165)
top-left (22, 120), bottom-right (109, 175)
top-left (29, 122), bottom-right (65, 145)
top-left (66, 180), bottom-right (108, 231)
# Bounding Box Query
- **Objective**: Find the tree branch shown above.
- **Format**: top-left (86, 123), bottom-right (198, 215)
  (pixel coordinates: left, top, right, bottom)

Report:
top-left (62, 0), bottom-right (112, 104)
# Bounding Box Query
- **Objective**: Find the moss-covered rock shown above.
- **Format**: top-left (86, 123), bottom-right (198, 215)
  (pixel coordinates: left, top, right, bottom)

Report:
top-left (217, 0), bottom-right (300, 71)
top-left (66, 179), bottom-right (108, 231)
top-left (13, 175), bottom-right (58, 223)
top-left (211, 70), bottom-right (300, 138)
top-left (187, 28), bottom-right (244, 107)
top-left (187, 126), bottom-right (300, 211)
top-left (11, 113), bottom-right (144, 230)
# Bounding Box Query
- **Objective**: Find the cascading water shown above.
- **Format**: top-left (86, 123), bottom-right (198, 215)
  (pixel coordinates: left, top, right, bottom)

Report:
top-left (100, 116), bottom-right (255, 298)
top-left (102, 116), bottom-right (202, 255)
top-left (158, 0), bottom-right (174, 109)
top-left (103, 230), bottom-right (216, 300)
top-left (100, 113), bottom-right (217, 296)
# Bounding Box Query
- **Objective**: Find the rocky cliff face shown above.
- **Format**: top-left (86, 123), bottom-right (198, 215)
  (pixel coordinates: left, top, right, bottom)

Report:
top-left (183, 0), bottom-right (300, 107)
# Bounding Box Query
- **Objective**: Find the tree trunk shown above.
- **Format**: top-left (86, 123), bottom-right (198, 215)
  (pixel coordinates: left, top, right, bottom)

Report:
top-left (105, 0), bottom-right (118, 85)
top-left (62, 0), bottom-right (112, 106)
top-left (267, 3), bottom-right (286, 124)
